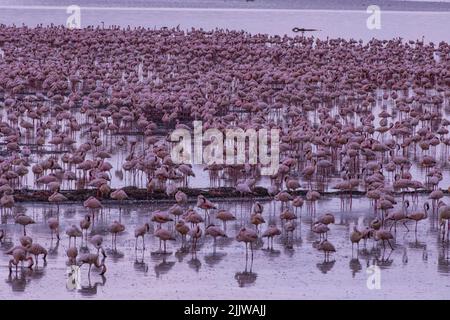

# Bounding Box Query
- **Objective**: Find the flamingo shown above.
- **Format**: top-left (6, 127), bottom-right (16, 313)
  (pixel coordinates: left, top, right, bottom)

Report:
top-left (90, 235), bottom-right (107, 257)
top-left (250, 212), bottom-right (265, 233)
top-left (196, 195), bottom-right (216, 224)
top-left (109, 221), bottom-right (125, 248)
top-left (154, 226), bottom-right (175, 253)
top-left (48, 216), bottom-right (60, 240)
top-left (110, 188), bottom-right (128, 219)
top-left (134, 223), bottom-right (150, 250)
top-left (66, 225), bottom-right (82, 246)
top-left (374, 229), bottom-right (395, 250)
top-left (262, 225), bottom-right (281, 249)
top-left (318, 240), bottom-right (336, 262)
top-left (83, 197), bottom-right (102, 222)
top-left (20, 235), bottom-right (33, 247)
top-left (66, 247), bottom-right (78, 265)
top-left (284, 220), bottom-right (297, 242)
top-left (407, 202), bottom-right (429, 233)
top-left (80, 214), bottom-right (91, 239)
top-left (175, 190), bottom-right (188, 206)
top-left (48, 191), bottom-right (67, 213)
top-left (438, 201), bottom-right (450, 241)
top-left (77, 253), bottom-right (107, 276)
top-left (8, 247), bottom-right (34, 273)
top-left (318, 213), bottom-right (335, 225)
top-left (386, 200), bottom-right (410, 232)
top-left (175, 220), bottom-right (190, 245)
top-left (14, 214), bottom-right (35, 236)
top-left (312, 222), bottom-right (329, 240)
top-left (350, 226), bottom-right (363, 254)
top-left (189, 225), bottom-right (202, 252)
top-left (280, 209), bottom-right (297, 223)
top-left (216, 210), bottom-right (236, 231)
top-left (236, 227), bottom-right (258, 259)
top-left (205, 224), bottom-right (227, 248)
top-left (26, 243), bottom-right (47, 265)
top-left (151, 211), bottom-right (173, 227)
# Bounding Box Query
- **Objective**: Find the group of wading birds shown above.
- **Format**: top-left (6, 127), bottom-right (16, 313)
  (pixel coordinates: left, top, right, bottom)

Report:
top-left (0, 188), bottom-right (443, 277)
top-left (0, 25), bottom-right (449, 277)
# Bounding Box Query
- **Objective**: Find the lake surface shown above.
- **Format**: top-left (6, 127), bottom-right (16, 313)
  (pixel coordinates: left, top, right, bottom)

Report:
top-left (0, 195), bottom-right (449, 299)
top-left (0, 0), bottom-right (449, 300)
top-left (0, 1), bottom-right (449, 42)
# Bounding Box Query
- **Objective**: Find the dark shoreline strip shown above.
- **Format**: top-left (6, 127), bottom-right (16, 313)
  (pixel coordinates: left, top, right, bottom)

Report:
top-left (11, 187), bottom-right (445, 203)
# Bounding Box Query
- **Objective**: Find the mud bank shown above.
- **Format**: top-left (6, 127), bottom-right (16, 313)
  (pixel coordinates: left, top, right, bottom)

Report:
top-left (11, 187), bottom-right (446, 203)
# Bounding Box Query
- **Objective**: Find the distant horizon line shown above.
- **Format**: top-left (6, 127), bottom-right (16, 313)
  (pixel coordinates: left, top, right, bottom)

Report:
top-left (0, 5), bottom-right (449, 14)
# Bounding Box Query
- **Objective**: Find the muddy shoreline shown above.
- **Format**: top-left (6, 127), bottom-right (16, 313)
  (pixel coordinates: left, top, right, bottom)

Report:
top-left (11, 187), bottom-right (446, 203)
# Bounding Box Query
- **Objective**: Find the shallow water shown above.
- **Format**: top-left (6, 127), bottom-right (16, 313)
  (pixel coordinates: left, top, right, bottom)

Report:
top-left (0, 4), bottom-right (449, 194)
top-left (0, 1), bottom-right (449, 300)
top-left (0, 1), bottom-right (449, 42)
top-left (5, 90), bottom-right (450, 194)
top-left (1, 194), bottom-right (450, 299)
top-left (0, 2), bottom-right (449, 195)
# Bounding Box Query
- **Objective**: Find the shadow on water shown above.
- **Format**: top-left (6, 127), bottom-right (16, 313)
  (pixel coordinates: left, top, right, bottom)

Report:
top-left (2, 194), bottom-right (450, 298)
top-left (29, 265), bottom-right (46, 281)
top-left (154, 256), bottom-right (176, 278)
top-left (47, 239), bottom-right (60, 256)
top-left (1, 239), bottom-right (14, 252)
top-left (372, 250), bottom-right (394, 268)
top-left (79, 245), bottom-right (90, 254)
top-left (438, 244), bottom-right (450, 275)
top-left (105, 248), bottom-right (125, 262)
top-left (133, 250), bottom-right (148, 274)
top-left (349, 258), bottom-right (362, 278)
top-left (235, 270), bottom-right (257, 288)
top-left (316, 259), bottom-right (336, 274)
top-left (187, 253), bottom-right (202, 273)
top-left (6, 269), bottom-right (32, 292)
top-left (174, 247), bottom-right (190, 263)
top-left (408, 239), bottom-right (427, 250)
top-left (204, 252), bottom-right (227, 267)
top-left (261, 248), bottom-right (281, 258)
top-left (63, 208), bottom-right (77, 219)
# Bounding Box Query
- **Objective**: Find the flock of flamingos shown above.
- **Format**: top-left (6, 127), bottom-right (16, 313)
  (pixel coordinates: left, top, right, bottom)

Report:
top-left (0, 25), bottom-right (449, 283)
